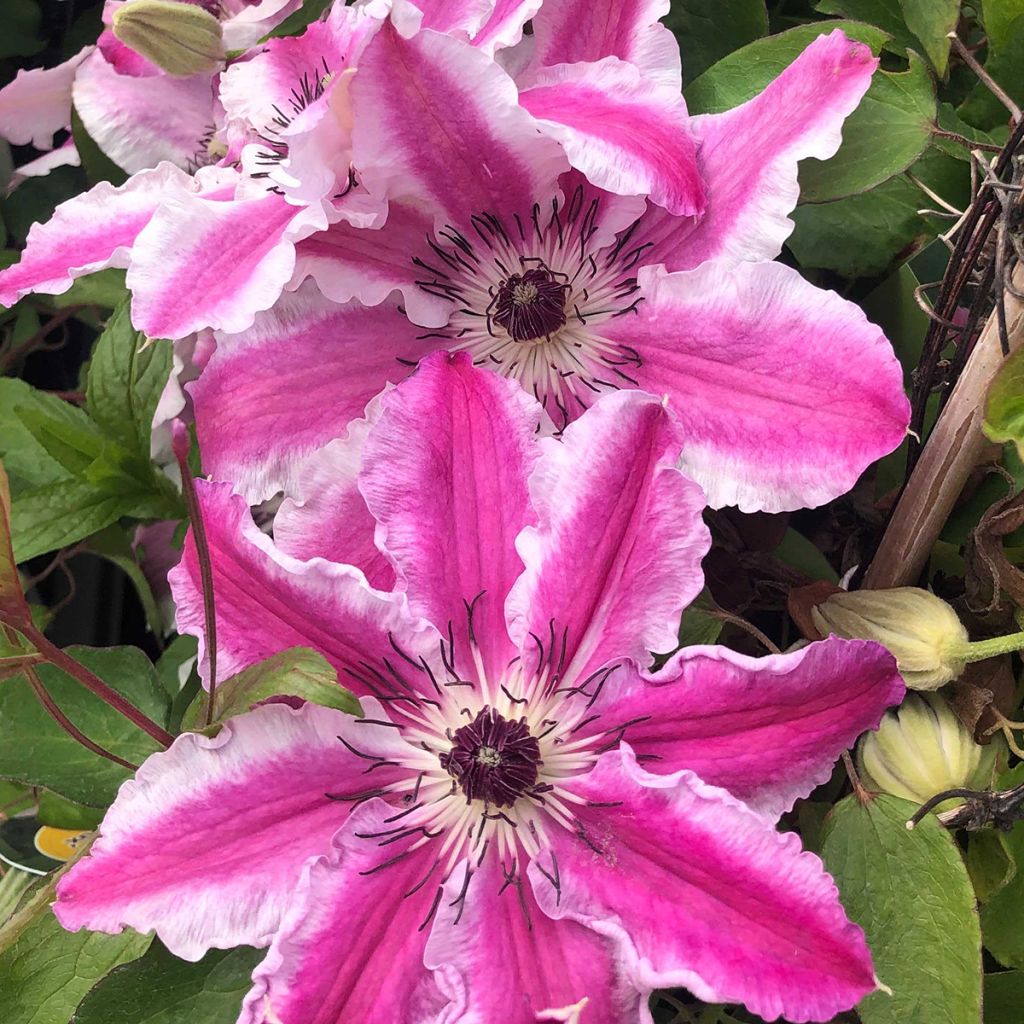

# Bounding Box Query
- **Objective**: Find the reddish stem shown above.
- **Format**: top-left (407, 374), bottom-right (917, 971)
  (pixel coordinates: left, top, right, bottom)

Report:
top-left (26, 667), bottom-right (139, 771)
top-left (23, 626), bottom-right (174, 748)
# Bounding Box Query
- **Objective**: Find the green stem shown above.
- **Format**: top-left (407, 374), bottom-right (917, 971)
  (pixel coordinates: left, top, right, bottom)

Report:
top-left (958, 630), bottom-right (1024, 662)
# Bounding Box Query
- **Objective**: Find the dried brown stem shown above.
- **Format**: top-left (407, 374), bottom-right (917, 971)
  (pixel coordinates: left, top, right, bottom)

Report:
top-left (864, 262), bottom-right (1024, 588)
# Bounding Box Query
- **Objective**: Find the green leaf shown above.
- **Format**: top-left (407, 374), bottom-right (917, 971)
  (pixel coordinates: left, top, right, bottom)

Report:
top-left (676, 590), bottom-right (724, 648)
top-left (798, 54), bottom-right (936, 203)
top-left (967, 828), bottom-right (1017, 903)
top-left (86, 300), bottom-right (171, 460)
top-left (71, 941), bottom-right (263, 1024)
top-left (981, 0), bottom-right (1024, 51)
top-left (983, 344), bottom-right (1024, 460)
top-left (156, 635), bottom-right (198, 699)
top-left (70, 107), bottom-right (129, 188)
top-left (10, 479), bottom-right (136, 562)
top-left (684, 20), bottom-right (890, 114)
top-left (897, 0), bottom-right (960, 74)
top-left (257, 0), bottom-right (332, 41)
top-left (0, 646), bottom-right (170, 807)
top-left (0, 463), bottom-right (32, 629)
top-left (816, 0), bottom-right (920, 56)
top-left (981, 822), bottom-right (1024, 968)
top-left (665, 0), bottom-right (768, 87)
top-left (985, 971), bottom-right (1024, 1023)
top-left (0, 903), bottom-right (149, 1024)
top-left (773, 527), bottom-right (839, 582)
top-left (15, 404), bottom-right (107, 479)
top-left (35, 791), bottom-right (105, 832)
top-left (820, 794), bottom-right (982, 1024)
top-left (0, 380), bottom-right (99, 487)
top-left (44, 268), bottom-right (128, 313)
top-left (957, 14), bottom-right (1024, 129)
top-left (184, 647), bottom-right (360, 731)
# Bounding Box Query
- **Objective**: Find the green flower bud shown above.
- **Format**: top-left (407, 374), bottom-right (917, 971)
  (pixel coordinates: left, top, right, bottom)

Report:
top-left (857, 692), bottom-right (996, 808)
top-left (811, 587), bottom-right (968, 690)
top-left (112, 0), bottom-right (225, 78)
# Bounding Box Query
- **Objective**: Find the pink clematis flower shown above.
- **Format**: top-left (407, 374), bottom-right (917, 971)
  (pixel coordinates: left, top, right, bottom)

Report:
top-left (183, 12), bottom-right (909, 513)
top-left (55, 353), bottom-right (905, 1023)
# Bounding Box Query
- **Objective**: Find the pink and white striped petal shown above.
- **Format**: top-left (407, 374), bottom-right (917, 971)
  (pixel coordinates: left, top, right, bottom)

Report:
top-left (578, 638), bottom-right (904, 819)
top-left (190, 284), bottom-right (424, 502)
top-left (472, 0), bottom-right (541, 56)
top-left (292, 199), bottom-right (449, 328)
top-left (349, 21), bottom-right (567, 225)
top-left (127, 191), bottom-right (329, 338)
top-left (507, 389), bottom-right (709, 683)
top-left (239, 800), bottom-right (457, 1024)
top-left (0, 46), bottom-right (91, 150)
top-left (531, 748), bottom-right (878, 1023)
top-left (526, 0), bottom-right (681, 89)
top-left (0, 163), bottom-right (195, 308)
top-left (168, 481), bottom-right (435, 690)
top-left (72, 50), bottom-right (217, 174)
top-left (412, 0), bottom-right (493, 37)
top-left (640, 30), bottom-right (877, 270)
top-left (519, 58), bottom-right (704, 217)
top-left (613, 261), bottom-right (910, 512)
top-left (361, 352), bottom-right (539, 679)
top-left (424, 856), bottom-right (642, 1024)
top-left (55, 701), bottom-right (413, 961)
top-left (274, 403), bottom-right (396, 591)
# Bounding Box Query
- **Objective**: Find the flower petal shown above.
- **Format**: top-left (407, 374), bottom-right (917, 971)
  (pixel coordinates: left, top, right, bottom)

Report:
top-left (612, 260), bottom-right (910, 512)
top-left (349, 21), bottom-right (567, 224)
top-left (221, 0), bottom-right (305, 50)
top-left (473, 0), bottom-right (541, 56)
top-left (361, 351), bottom-right (539, 679)
top-left (507, 389), bottom-right (709, 682)
top-left (191, 283), bottom-right (424, 502)
top-left (639, 30), bottom-right (876, 269)
top-left (0, 163), bottom-right (195, 308)
top-left (0, 47), bottom-right (91, 150)
top-left (274, 404), bottom-right (396, 590)
top-left (292, 199), bottom-right (450, 327)
top-left (526, 0), bottom-right (681, 89)
top-left (582, 638), bottom-right (904, 819)
top-left (519, 58), bottom-right (703, 217)
top-left (530, 747), bottom-right (878, 1022)
top-left (413, 0), bottom-right (493, 36)
top-left (239, 800), bottom-right (457, 1024)
top-left (423, 856), bottom-right (643, 1024)
top-left (73, 50), bottom-right (217, 174)
top-left (127, 190), bottom-right (328, 338)
top-left (54, 701), bottom-right (412, 960)
top-left (168, 481), bottom-right (435, 690)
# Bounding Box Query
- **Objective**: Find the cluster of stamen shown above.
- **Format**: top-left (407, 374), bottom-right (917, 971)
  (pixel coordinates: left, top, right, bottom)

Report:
top-left (409, 186), bottom-right (649, 430)
top-left (325, 596), bottom-right (653, 931)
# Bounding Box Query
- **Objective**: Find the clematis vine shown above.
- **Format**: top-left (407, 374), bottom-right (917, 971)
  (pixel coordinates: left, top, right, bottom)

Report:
top-left (0, 1), bottom-right (909, 514)
top-left (55, 354), bottom-right (905, 1023)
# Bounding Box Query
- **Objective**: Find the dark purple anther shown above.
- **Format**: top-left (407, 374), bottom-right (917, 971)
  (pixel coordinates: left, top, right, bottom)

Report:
top-left (492, 267), bottom-right (569, 342)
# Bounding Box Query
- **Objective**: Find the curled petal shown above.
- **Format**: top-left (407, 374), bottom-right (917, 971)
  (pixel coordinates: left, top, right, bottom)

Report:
top-left (531, 748), bottom-right (878, 1022)
top-left (473, 0), bottom-right (542, 56)
top-left (520, 57), bottom-right (704, 217)
top-left (639, 30), bottom-right (877, 269)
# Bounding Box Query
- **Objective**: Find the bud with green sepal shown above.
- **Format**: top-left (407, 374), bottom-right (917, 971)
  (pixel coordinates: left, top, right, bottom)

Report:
top-left (112, 0), bottom-right (225, 78)
top-left (856, 692), bottom-right (999, 813)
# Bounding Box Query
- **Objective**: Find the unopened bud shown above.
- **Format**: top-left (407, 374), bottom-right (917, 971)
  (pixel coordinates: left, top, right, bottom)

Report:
top-left (112, 0), bottom-right (225, 77)
top-left (811, 587), bottom-right (967, 690)
top-left (857, 692), bottom-right (995, 807)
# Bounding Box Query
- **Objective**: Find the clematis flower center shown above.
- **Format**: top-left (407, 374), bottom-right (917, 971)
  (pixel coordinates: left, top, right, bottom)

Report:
top-left (411, 186), bottom-right (647, 430)
top-left (439, 707), bottom-right (542, 806)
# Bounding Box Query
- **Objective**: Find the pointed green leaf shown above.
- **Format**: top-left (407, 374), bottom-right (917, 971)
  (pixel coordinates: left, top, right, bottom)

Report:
top-left (898, 0), bottom-right (960, 74)
top-left (71, 941), bottom-right (262, 1024)
top-left (983, 345), bottom-right (1024, 460)
top-left (183, 647), bottom-right (360, 731)
top-left (665, 0), bottom-right (768, 86)
top-left (820, 794), bottom-right (982, 1024)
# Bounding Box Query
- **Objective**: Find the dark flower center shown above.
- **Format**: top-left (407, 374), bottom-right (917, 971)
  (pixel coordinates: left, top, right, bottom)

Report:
top-left (439, 707), bottom-right (542, 807)
top-left (491, 266), bottom-right (569, 343)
